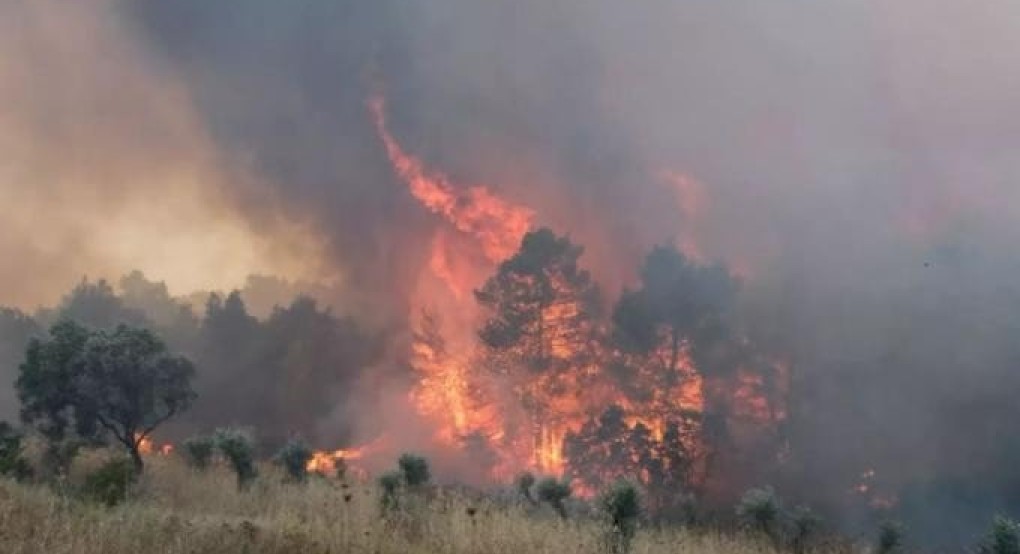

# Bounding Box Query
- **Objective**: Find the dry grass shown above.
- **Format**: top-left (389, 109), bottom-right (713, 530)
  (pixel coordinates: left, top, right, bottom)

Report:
top-left (0, 453), bottom-right (824, 554)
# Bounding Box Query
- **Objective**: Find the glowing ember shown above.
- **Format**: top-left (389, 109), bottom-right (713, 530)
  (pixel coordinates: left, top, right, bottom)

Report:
top-left (850, 468), bottom-right (899, 510)
top-left (136, 434), bottom-right (173, 457)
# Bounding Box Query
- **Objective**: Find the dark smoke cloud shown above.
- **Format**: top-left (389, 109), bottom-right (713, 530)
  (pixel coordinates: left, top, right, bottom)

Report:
top-left (4, 0), bottom-right (1020, 543)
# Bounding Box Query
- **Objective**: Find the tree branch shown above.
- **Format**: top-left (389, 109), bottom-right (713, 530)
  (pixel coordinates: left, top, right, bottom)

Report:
top-left (138, 406), bottom-right (178, 439)
top-left (93, 412), bottom-right (130, 447)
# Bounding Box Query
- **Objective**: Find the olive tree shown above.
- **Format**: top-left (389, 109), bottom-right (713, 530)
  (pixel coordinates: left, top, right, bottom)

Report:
top-left (18, 321), bottom-right (196, 473)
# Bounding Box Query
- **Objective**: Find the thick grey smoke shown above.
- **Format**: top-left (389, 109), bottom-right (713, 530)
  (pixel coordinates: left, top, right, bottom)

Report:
top-left (4, 0), bottom-right (1020, 543)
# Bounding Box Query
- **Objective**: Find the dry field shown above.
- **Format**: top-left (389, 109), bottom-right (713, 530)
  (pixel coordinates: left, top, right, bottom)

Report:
top-left (0, 453), bottom-right (838, 554)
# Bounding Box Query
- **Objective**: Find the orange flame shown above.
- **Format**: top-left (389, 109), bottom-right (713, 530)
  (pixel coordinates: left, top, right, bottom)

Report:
top-left (371, 90), bottom-right (535, 477)
top-left (369, 93), bottom-right (533, 264)
top-left (371, 90), bottom-right (787, 491)
top-left (306, 439), bottom-right (382, 477)
top-left (136, 434), bottom-right (173, 457)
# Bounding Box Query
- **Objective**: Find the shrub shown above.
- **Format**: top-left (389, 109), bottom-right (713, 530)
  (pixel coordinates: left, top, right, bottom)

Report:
top-left (181, 435), bottom-right (215, 470)
top-left (214, 427), bottom-right (257, 490)
top-left (980, 516), bottom-right (1020, 554)
top-left (274, 437), bottom-right (313, 483)
top-left (42, 438), bottom-right (85, 479)
top-left (788, 505), bottom-right (822, 554)
top-left (0, 422), bottom-right (32, 480)
top-left (516, 471), bottom-right (537, 504)
top-left (666, 492), bottom-right (699, 527)
top-left (334, 456), bottom-right (348, 481)
top-left (378, 470), bottom-right (403, 511)
top-left (736, 486), bottom-right (781, 539)
top-left (397, 453), bottom-right (431, 487)
top-left (598, 480), bottom-right (642, 553)
top-left (536, 476), bottom-right (572, 519)
top-left (81, 457), bottom-right (136, 507)
top-left (877, 520), bottom-right (905, 554)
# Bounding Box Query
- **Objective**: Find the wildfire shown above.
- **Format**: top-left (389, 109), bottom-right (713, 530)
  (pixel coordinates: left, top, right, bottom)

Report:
top-left (136, 434), bottom-right (173, 456)
top-left (371, 90), bottom-right (789, 497)
top-left (371, 89), bottom-right (536, 477)
top-left (306, 441), bottom-right (379, 477)
top-left (368, 93), bottom-right (533, 264)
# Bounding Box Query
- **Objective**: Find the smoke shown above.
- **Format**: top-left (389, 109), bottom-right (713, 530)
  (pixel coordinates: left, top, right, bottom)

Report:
top-left (0, 1), bottom-right (335, 310)
top-left (4, 0), bottom-right (1020, 543)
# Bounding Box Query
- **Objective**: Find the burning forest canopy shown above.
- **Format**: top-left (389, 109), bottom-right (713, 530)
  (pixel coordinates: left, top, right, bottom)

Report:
top-left (5, 0), bottom-right (1020, 547)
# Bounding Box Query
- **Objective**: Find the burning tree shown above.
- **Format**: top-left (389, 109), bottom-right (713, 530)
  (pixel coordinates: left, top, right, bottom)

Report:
top-left (411, 309), bottom-right (497, 447)
top-left (565, 406), bottom-right (694, 509)
top-left (467, 232), bottom-right (785, 501)
top-left (557, 246), bottom-right (736, 501)
top-left (372, 90), bottom-right (786, 498)
top-left (364, 114), bottom-right (789, 499)
top-left (561, 244), bottom-right (786, 506)
top-left (564, 406), bottom-right (655, 489)
top-left (613, 245), bottom-right (736, 377)
top-left (475, 228), bottom-right (603, 473)
top-left (614, 246), bottom-right (769, 488)
top-left (606, 245), bottom-right (738, 485)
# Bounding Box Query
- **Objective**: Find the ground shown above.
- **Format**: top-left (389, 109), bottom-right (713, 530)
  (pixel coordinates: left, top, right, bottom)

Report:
top-left (0, 452), bottom-right (835, 554)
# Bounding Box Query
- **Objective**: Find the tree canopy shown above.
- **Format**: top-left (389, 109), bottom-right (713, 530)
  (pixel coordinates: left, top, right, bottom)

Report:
top-left (474, 228), bottom-right (604, 467)
top-left (613, 244), bottom-right (737, 373)
top-left (475, 227), bottom-right (602, 373)
top-left (17, 321), bottom-right (196, 471)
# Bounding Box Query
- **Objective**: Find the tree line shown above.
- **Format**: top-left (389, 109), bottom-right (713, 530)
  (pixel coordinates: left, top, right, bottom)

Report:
top-left (0, 273), bottom-right (383, 457)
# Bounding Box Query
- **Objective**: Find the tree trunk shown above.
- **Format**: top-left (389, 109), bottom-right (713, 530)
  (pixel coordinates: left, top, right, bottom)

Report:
top-left (537, 306), bottom-right (546, 367)
top-left (128, 442), bottom-right (144, 474)
top-left (554, 500), bottom-right (567, 519)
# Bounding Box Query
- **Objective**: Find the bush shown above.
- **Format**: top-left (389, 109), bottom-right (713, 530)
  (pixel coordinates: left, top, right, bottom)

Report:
top-left (736, 486), bottom-right (781, 539)
top-left (788, 505), bottom-right (822, 554)
top-left (536, 476), bottom-right (572, 519)
top-left (981, 516), bottom-right (1020, 554)
top-left (334, 456), bottom-right (348, 481)
top-left (516, 471), bottom-right (537, 504)
top-left (274, 438), bottom-right (313, 483)
top-left (42, 438), bottom-right (85, 479)
top-left (0, 422), bottom-right (32, 480)
top-left (214, 427), bottom-right (257, 490)
top-left (877, 520), bottom-right (905, 554)
top-left (181, 435), bottom-right (215, 470)
top-left (665, 492), bottom-right (699, 527)
top-left (598, 480), bottom-right (642, 553)
top-left (397, 453), bottom-right (431, 487)
top-left (81, 457), bottom-right (136, 507)
top-left (378, 470), bottom-right (403, 512)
